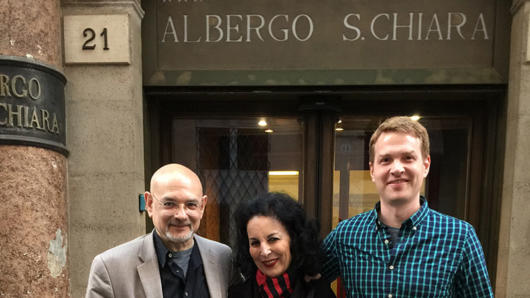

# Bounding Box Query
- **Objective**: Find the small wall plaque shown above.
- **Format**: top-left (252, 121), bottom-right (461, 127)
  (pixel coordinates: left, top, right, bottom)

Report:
top-left (139, 194), bottom-right (146, 212)
top-left (0, 56), bottom-right (67, 155)
top-left (64, 14), bottom-right (130, 64)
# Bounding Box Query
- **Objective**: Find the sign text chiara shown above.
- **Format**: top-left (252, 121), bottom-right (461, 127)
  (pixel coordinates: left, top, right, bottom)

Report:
top-left (161, 12), bottom-right (490, 43)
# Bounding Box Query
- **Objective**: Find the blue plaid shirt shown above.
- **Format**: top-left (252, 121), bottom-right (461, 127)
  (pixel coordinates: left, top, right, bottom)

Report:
top-left (322, 197), bottom-right (493, 297)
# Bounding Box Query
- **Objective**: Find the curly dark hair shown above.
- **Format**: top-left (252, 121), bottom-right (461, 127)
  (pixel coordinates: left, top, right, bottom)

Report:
top-left (233, 192), bottom-right (322, 278)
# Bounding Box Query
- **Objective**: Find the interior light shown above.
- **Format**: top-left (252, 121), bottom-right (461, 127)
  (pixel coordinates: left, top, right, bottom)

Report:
top-left (265, 129), bottom-right (274, 133)
top-left (410, 115), bottom-right (421, 121)
top-left (269, 171), bottom-right (299, 176)
top-left (335, 127), bottom-right (344, 132)
top-left (337, 119), bottom-right (342, 124)
top-left (258, 119), bottom-right (267, 127)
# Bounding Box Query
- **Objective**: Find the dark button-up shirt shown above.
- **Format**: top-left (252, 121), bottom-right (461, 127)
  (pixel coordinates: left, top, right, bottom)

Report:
top-left (154, 232), bottom-right (210, 298)
top-left (322, 197), bottom-right (493, 297)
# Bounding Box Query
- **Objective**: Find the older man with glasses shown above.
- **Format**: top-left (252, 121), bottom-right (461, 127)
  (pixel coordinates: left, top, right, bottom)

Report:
top-left (86, 164), bottom-right (232, 298)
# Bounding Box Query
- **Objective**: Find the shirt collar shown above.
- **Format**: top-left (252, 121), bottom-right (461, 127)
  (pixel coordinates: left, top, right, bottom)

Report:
top-left (153, 229), bottom-right (170, 268)
top-left (408, 196), bottom-right (429, 228)
top-left (188, 240), bottom-right (203, 271)
top-left (373, 196), bottom-right (430, 230)
top-left (152, 230), bottom-right (202, 270)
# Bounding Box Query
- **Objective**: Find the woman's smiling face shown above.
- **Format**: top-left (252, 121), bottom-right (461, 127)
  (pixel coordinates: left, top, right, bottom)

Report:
top-left (247, 215), bottom-right (292, 277)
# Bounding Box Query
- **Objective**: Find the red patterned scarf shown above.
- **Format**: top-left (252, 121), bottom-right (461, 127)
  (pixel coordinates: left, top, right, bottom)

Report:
top-left (255, 269), bottom-right (294, 298)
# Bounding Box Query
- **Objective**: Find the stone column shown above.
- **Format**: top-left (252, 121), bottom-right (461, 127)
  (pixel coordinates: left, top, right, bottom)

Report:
top-left (0, 0), bottom-right (69, 297)
top-left (496, 0), bottom-right (530, 296)
top-left (61, 1), bottom-right (146, 297)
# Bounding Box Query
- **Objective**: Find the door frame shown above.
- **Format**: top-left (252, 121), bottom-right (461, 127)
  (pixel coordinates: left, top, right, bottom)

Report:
top-left (144, 85), bottom-right (505, 285)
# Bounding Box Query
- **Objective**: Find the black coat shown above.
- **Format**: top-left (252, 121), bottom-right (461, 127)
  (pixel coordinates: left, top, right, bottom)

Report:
top-left (228, 275), bottom-right (336, 298)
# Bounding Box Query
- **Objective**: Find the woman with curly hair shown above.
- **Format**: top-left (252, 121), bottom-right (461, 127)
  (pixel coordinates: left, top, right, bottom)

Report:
top-left (228, 192), bottom-right (335, 298)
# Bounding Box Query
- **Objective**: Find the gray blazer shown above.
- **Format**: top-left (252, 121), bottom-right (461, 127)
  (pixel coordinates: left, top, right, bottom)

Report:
top-left (85, 232), bottom-right (232, 298)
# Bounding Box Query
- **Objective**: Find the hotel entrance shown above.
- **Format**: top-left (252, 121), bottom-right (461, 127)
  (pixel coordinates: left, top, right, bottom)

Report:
top-left (145, 86), bottom-right (503, 284)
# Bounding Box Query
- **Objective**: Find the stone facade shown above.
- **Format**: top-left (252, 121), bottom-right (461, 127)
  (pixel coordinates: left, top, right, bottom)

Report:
top-left (61, 1), bottom-right (146, 297)
top-left (1, 0), bottom-right (530, 296)
top-left (0, 0), bottom-right (68, 296)
top-left (495, 0), bottom-right (530, 297)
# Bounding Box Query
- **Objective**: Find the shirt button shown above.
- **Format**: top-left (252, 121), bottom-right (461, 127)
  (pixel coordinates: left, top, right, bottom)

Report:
top-left (389, 265), bottom-right (394, 270)
top-left (388, 294), bottom-right (393, 298)
top-left (168, 253), bottom-right (172, 258)
top-left (384, 239), bottom-right (390, 245)
top-left (412, 226), bottom-right (417, 231)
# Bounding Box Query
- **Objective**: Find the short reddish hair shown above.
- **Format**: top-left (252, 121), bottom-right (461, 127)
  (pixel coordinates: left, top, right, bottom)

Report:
top-left (369, 116), bottom-right (430, 162)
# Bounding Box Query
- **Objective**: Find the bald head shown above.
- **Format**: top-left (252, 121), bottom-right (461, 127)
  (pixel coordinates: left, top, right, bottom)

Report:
top-left (146, 164), bottom-right (207, 251)
top-left (150, 164), bottom-right (203, 196)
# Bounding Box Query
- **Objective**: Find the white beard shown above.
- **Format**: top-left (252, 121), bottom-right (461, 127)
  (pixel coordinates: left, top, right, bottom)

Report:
top-left (165, 229), bottom-right (194, 244)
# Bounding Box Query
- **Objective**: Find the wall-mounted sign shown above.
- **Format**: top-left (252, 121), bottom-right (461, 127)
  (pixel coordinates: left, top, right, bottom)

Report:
top-left (0, 56), bottom-right (67, 155)
top-left (64, 14), bottom-right (130, 64)
top-left (142, 0), bottom-right (509, 85)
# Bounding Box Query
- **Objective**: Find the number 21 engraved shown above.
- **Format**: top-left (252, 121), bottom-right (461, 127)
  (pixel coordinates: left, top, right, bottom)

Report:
top-left (82, 28), bottom-right (109, 50)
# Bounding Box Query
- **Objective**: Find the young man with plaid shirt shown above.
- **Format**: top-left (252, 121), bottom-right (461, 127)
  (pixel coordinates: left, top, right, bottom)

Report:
top-left (322, 116), bottom-right (493, 297)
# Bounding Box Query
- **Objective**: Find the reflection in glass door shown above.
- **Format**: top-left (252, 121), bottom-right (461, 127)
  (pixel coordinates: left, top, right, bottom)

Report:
top-left (169, 117), bottom-right (303, 246)
top-left (149, 89), bottom-right (501, 292)
top-left (332, 116), bottom-right (472, 227)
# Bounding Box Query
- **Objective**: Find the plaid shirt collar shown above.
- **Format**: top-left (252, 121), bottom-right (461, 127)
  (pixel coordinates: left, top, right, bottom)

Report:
top-left (373, 196), bottom-right (430, 231)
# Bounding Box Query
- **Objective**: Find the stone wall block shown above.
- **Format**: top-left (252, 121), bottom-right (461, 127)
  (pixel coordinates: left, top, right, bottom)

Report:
top-left (0, 146), bottom-right (68, 297)
top-left (0, 0), bottom-right (62, 68)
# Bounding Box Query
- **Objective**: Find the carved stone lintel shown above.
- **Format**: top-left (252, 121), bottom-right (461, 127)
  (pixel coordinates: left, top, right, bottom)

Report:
top-left (61, 0), bottom-right (144, 18)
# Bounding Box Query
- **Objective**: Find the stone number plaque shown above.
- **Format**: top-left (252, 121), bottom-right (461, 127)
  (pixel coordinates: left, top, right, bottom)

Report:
top-left (64, 14), bottom-right (130, 64)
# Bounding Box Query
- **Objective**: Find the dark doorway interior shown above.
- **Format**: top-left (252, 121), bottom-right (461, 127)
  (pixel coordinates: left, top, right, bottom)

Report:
top-left (144, 85), bottom-right (505, 287)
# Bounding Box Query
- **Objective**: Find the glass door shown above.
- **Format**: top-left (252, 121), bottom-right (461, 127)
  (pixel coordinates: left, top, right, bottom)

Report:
top-left (147, 90), bottom-right (501, 286)
top-left (160, 116), bottom-right (304, 246)
top-left (332, 116), bottom-right (473, 227)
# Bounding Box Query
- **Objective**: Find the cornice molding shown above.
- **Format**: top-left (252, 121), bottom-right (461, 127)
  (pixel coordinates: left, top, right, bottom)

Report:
top-left (62, 0), bottom-right (144, 19)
